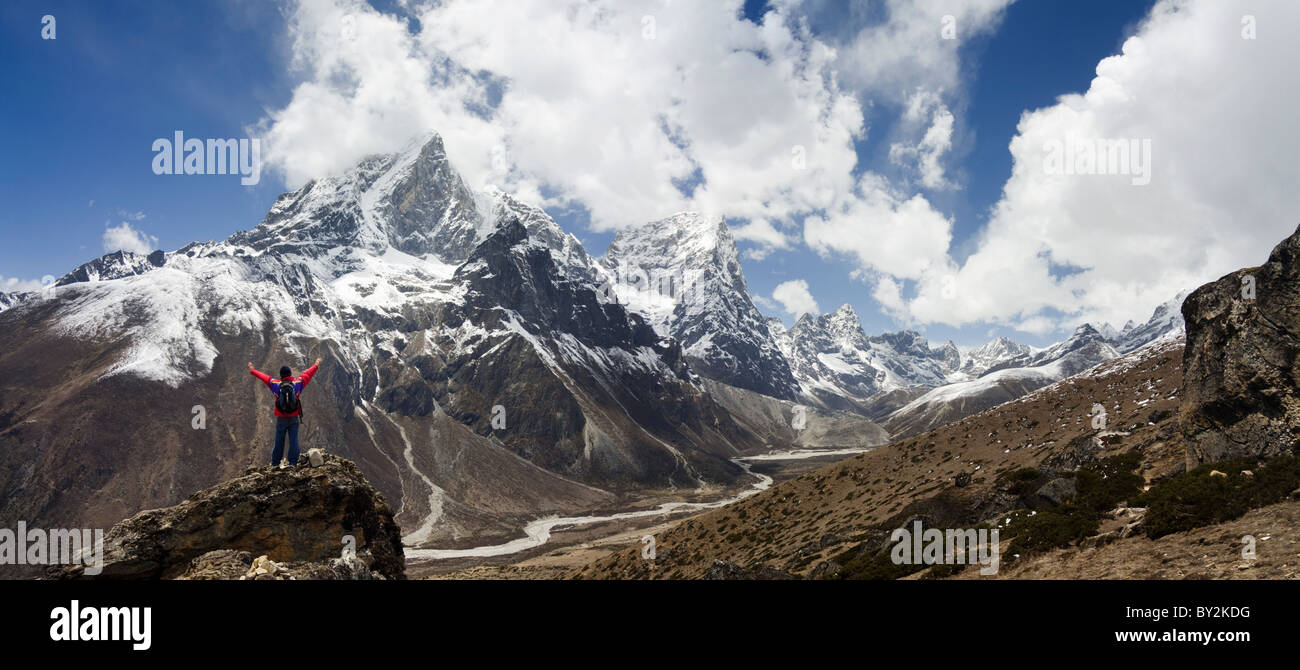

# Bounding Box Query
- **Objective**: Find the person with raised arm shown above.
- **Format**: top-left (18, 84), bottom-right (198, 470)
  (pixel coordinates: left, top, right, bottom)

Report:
top-left (248, 357), bottom-right (322, 468)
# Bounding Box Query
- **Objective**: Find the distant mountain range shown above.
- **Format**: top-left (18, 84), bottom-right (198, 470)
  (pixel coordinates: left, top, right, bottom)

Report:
top-left (0, 132), bottom-right (1185, 550)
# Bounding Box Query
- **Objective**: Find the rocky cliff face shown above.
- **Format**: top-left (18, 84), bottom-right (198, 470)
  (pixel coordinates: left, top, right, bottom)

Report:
top-left (54, 453), bottom-right (405, 580)
top-left (1181, 223), bottom-right (1300, 464)
top-left (600, 213), bottom-right (800, 401)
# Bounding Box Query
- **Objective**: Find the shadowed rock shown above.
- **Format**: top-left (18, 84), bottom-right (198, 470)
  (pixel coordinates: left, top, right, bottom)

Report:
top-left (53, 453), bottom-right (404, 580)
top-left (1181, 223), bottom-right (1300, 465)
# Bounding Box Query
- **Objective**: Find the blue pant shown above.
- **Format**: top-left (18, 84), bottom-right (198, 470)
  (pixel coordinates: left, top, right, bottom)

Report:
top-left (272, 417), bottom-right (301, 466)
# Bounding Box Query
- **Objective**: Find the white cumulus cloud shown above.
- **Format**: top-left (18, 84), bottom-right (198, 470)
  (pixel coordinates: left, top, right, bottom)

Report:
top-left (771, 279), bottom-right (821, 317)
top-left (257, 0), bottom-right (874, 233)
top-left (255, 0), bottom-right (1010, 241)
top-left (908, 0), bottom-right (1300, 331)
top-left (816, 0), bottom-right (1300, 335)
top-left (103, 221), bottom-right (158, 255)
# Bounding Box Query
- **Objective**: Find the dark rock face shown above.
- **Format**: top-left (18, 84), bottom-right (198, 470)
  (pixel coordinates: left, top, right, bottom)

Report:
top-left (602, 213), bottom-right (801, 401)
top-left (443, 217), bottom-right (753, 487)
top-left (380, 135), bottom-right (484, 261)
top-left (1181, 223), bottom-right (1300, 464)
top-left (1035, 478), bottom-right (1077, 506)
top-left (53, 453), bottom-right (404, 580)
top-left (56, 249), bottom-right (166, 286)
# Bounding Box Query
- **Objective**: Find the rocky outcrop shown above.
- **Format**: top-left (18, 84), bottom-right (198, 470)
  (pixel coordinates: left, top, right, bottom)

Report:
top-left (177, 549), bottom-right (384, 580)
top-left (1181, 223), bottom-right (1300, 464)
top-left (53, 453), bottom-right (405, 580)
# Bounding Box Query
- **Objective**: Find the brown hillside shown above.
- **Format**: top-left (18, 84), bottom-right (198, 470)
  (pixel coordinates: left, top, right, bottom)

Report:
top-left (571, 336), bottom-right (1186, 579)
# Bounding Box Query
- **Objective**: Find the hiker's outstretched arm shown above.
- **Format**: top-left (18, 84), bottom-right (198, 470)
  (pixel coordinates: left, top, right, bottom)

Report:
top-left (299, 361), bottom-right (321, 388)
top-left (249, 364), bottom-right (272, 385)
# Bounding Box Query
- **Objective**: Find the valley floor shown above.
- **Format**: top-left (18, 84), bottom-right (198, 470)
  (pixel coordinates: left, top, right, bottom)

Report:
top-left (412, 455), bottom-right (843, 579)
top-left (424, 488), bottom-right (1300, 581)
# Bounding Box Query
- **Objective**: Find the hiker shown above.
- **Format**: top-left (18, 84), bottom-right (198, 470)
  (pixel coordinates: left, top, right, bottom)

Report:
top-left (248, 358), bottom-right (322, 468)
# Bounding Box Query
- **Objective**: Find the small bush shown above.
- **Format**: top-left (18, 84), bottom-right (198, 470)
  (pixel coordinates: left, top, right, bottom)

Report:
top-left (1001, 506), bottom-right (1098, 554)
top-left (1001, 467), bottom-right (1041, 496)
top-left (833, 546), bottom-right (925, 581)
top-left (1134, 452), bottom-right (1300, 538)
top-left (999, 453), bottom-right (1142, 556)
top-left (921, 561), bottom-right (967, 579)
top-left (1075, 452), bottom-right (1143, 513)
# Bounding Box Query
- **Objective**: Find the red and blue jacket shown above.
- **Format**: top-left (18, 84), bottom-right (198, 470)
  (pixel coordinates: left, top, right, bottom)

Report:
top-left (250, 364), bottom-right (318, 418)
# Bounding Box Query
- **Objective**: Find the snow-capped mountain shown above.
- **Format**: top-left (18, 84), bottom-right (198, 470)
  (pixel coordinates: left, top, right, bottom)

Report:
top-left (955, 336), bottom-right (1035, 379)
top-left (227, 133), bottom-right (490, 266)
top-left (1099, 292), bottom-right (1187, 353)
top-left (884, 324), bottom-right (1122, 437)
top-left (0, 127), bottom-right (1197, 551)
top-left (980, 324), bottom-right (1120, 377)
top-left (0, 134), bottom-right (795, 548)
top-left (0, 292), bottom-right (21, 312)
top-left (58, 249), bottom-right (168, 286)
top-left (771, 304), bottom-right (957, 412)
top-left (877, 293), bottom-right (1189, 439)
top-left (599, 212), bottom-right (800, 401)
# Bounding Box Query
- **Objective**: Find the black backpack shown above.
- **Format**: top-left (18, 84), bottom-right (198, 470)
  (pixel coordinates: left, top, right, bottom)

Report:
top-left (275, 379), bottom-right (301, 415)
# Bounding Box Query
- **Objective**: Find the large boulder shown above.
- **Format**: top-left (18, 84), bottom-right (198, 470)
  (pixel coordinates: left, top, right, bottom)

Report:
top-left (1181, 223), bottom-right (1300, 465)
top-left (54, 453), bottom-right (405, 579)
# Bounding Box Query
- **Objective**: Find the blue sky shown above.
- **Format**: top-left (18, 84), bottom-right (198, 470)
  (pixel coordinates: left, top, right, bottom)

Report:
top-left (738, 0), bottom-right (1160, 344)
top-left (2, 0), bottom-right (1249, 349)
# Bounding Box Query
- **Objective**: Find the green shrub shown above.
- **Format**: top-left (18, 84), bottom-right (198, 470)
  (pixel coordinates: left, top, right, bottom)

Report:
top-left (1001, 467), bottom-right (1041, 497)
top-left (1134, 452), bottom-right (1300, 538)
top-left (832, 546), bottom-right (925, 581)
top-left (1000, 506), bottom-right (1098, 554)
top-left (921, 561), bottom-right (967, 579)
top-left (1076, 451), bottom-right (1143, 513)
top-left (1000, 453), bottom-right (1142, 556)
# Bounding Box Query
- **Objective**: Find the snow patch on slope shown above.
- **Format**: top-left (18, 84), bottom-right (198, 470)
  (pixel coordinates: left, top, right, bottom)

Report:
top-left (54, 269), bottom-right (220, 387)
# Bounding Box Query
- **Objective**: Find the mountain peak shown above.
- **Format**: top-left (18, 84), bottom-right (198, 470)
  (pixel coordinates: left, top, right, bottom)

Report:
top-left (1072, 323), bottom-right (1100, 337)
top-left (230, 129), bottom-right (484, 264)
top-left (870, 329), bottom-right (932, 357)
top-left (600, 211), bottom-right (798, 400)
top-left (830, 303), bottom-right (858, 320)
top-left (822, 305), bottom-right (865, 341)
